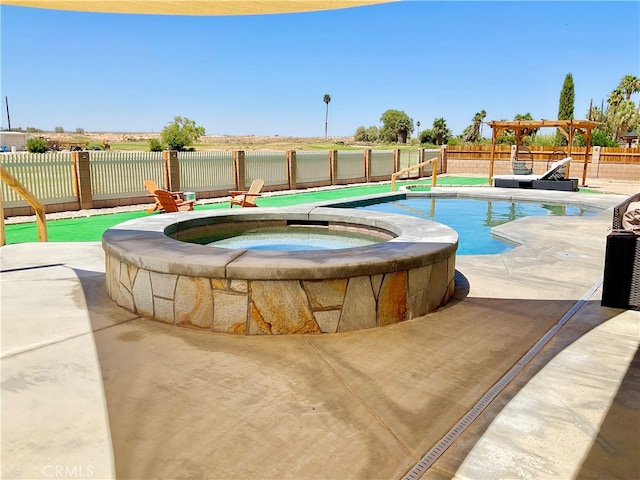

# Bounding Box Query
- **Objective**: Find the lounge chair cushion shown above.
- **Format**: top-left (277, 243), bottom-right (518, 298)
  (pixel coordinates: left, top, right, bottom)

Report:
top-left (622, 202), bottom-right (640, 232)
top-left (494, 157), bottom-right (572, 183)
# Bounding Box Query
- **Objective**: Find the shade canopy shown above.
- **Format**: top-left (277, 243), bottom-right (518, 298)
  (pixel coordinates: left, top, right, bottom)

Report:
top-left (2, 0), bottom-right (393, 15)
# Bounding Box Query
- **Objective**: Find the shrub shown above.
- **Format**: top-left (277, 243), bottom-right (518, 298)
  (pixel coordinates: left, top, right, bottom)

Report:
top-left (354, 126), bottom-right (367, 142)
top-left (160, 116), bottom-right (205, 151)
top-left (148, 138), bottom-right (163, 152)
top-left (591, 129), bottom-right (619, 147)
top-left (26, 137), bottom-right (49, 153)
top-left (419, 129), bottom-right (434, 144)
top-left (365, 126), bottom-right (379, 142)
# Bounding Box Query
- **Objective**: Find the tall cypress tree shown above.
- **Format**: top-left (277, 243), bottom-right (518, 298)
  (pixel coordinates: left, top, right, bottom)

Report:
top-left (556, 73), bottom-right (575, 145)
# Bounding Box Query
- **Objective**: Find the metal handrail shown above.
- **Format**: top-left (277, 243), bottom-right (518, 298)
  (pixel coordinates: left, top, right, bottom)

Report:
top-left (390, 157), bottom-right (438, 192)
top-left (0, 165), bottom-right (48, 245)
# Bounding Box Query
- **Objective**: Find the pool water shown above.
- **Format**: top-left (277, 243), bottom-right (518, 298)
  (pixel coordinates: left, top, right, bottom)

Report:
top-left (206, 225), bottom-right (385, 251)
top-left (357, 197), bottom-right (598, 255)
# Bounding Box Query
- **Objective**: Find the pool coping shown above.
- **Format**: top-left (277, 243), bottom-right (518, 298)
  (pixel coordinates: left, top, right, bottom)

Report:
top-left (102, 205), bottom-right (459, 280)
top-left (321, 186), bottom-right (626, 248)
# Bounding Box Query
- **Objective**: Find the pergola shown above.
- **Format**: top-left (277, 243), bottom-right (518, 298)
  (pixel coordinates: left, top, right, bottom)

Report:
top-left (486, 119), bottom-right (601, 186)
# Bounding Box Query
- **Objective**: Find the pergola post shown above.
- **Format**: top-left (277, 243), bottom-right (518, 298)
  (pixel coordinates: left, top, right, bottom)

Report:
top-left (489, 127), bottom-right (497, 184)
top-left (582, 127), bottom-right (592, 186)
top-left (566, 125), bottom-right (573, 178)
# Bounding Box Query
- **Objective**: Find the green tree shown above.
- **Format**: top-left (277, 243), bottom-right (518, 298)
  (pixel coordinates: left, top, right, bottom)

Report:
top-left (379, 109), bottom-right (414, 143)
top-left (323, 94), bottom-right (331, 140)
top-left (606, 92), bottom-right (639, 141)
top-left (354, 125), bottom-right (380, 143)
top-left (54, 126), bottom-right (65, 133)
top-left (365, 126), bottom-right (379, 142)
top-left (574, 129), bottom-right (618, 147)
top-left (556, 73), bottom-right (575, 145)
top-left (602, 76), bottom-right (640, 141)
top-left (148, 138), bottom-right (163, 152)
top-left (431, 117), bottom-right (451, 145)
top-left (26, 137), bottom-right (49, 153)
top-left (587, 105), bottom-right (606, 123)
top-left (160, 116), bottom-right (205, 151)
top-left (419, 128), bottom-right (434, 145)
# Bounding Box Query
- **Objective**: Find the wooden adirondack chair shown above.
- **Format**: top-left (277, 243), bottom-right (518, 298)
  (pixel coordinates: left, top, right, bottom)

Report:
top-left (230, 179), bottom-right (264, 208)
top-left (154, 189), bottom-right (195, 212)
top-left (144, 179), bottom-right (184, 213)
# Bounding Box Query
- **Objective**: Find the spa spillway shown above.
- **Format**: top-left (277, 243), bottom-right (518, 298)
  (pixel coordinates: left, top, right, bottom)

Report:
top-left (102, 206), bottom-right (458, 335)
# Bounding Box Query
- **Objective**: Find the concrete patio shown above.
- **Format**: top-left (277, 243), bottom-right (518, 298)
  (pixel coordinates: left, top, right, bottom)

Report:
top-left (1, 186), bottom-right (638, 479)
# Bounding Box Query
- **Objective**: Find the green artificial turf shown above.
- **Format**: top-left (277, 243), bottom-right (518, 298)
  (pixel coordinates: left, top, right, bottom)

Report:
top-left (1, 176), bottom-right (540, 245)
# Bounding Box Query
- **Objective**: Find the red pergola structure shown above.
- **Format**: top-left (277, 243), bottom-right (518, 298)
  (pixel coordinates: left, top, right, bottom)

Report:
top-left (486, 119), bottom-right (601, 186)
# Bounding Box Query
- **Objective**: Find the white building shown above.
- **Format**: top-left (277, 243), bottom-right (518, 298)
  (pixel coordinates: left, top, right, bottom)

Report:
top-left (0, 131), bottom-right (29, 152)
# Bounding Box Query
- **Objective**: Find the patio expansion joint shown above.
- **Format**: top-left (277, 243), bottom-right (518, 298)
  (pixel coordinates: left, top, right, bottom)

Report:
top-left (401, 277), bottom-right (605, 480)
top-left (1, 315), bottom-right (142, 361)
top-left (1, 330), bottom-right (96, 360)
top-left (302, 336), bottom-right (420, 462)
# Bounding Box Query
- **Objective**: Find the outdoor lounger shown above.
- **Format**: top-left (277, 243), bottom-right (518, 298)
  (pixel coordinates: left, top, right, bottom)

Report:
top-left (493, 157), bottom-right (578, 191)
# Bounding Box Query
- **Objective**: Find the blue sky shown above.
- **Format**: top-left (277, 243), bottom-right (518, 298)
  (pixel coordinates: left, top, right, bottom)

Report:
top-left (1, 1), bottom-right (638, 137)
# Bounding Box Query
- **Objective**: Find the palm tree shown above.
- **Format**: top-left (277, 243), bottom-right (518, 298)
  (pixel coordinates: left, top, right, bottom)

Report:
top-left (619, 75), bottom-right (640, 101)
top-left (432, 117), bottom-right (450, 145)
top-left (462, 110), bottom-right (486, 143)
top-left (608, 88), bottom-right (625, 108)
top-left (323, 94), bottom-right (331, 140)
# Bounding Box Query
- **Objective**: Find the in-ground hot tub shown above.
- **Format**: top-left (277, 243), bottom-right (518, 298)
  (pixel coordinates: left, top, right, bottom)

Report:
top-left (102, 206), bottom-right (458, 334)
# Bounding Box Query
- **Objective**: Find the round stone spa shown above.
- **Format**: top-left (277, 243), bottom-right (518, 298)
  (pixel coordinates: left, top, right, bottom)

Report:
top-left (102, 206), bottom-right (458, 335)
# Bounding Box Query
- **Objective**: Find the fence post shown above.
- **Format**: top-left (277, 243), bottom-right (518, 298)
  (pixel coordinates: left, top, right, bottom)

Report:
top-left (592, 145), bottom-right (601, 178)
top-left (73, 150), bottom-right (93, 210)
top-left (164, 150), bottom-right (180, 191)
top-left (393, 149), bottom-right (401, 174)
top-left (287, 150), bottom-right (297, 190)
top-left (510, 144), bottom-right (517, 161)
top-left (233, 150), bottom-right (246, 190)
top-left (440, 145), bottom-right (447, 174)
top-left (329, 150), bottom-right (338, 185)
top-left (417, 148), bottom-right (425, 176)
top-left (364, 149), bottom-right (372, 182)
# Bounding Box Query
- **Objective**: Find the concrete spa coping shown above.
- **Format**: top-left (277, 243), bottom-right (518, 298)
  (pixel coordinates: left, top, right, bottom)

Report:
top-left (102, 188), bottom-right (625, 335)
top-left (102, 205), bottom-right (459, 335)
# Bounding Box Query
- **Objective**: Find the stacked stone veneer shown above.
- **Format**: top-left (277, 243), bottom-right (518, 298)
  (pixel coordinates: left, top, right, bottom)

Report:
top-left (105, 255), bottom-right (455, 334)
top-left (103, 206), bottom-right (458, 335)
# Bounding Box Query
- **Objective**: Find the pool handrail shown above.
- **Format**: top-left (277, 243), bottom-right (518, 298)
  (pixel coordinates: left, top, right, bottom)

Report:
top-left (0, 165), bottom-right (48, 245)
top-left (391, 156), bottom-right (438, 192)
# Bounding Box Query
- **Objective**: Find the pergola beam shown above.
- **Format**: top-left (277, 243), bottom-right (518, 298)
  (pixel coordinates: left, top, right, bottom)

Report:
top-left (486, 119), bottom-right (600, 186)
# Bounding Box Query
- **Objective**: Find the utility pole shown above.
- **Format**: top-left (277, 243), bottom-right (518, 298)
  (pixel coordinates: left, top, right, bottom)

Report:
top-left (5, 96), bottom-right (11, 131)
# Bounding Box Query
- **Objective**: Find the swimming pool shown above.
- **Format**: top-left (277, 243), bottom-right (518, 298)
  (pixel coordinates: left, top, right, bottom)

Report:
top-left (357, 197), bottom-right (598, 255)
